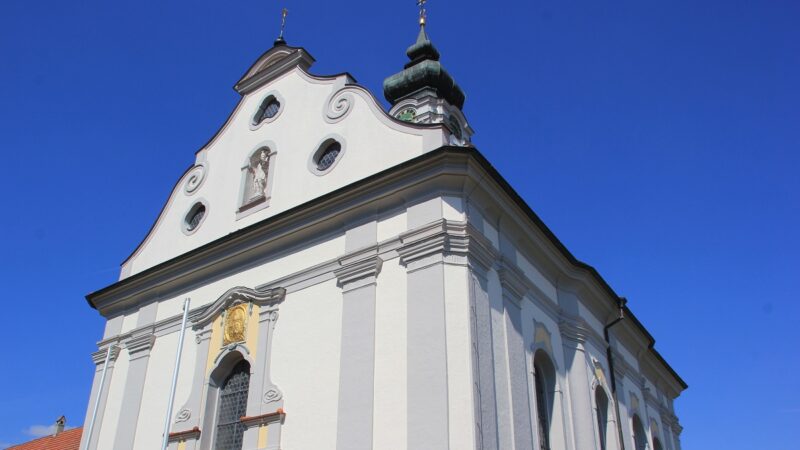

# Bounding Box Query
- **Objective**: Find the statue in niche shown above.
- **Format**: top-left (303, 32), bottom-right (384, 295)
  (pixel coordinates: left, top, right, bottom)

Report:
top-left (250, 150), bottom-right (269, 200)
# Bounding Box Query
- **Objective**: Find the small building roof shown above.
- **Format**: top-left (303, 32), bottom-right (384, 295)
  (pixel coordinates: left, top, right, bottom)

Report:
top-left (6, 427), bottom-right (82, 450)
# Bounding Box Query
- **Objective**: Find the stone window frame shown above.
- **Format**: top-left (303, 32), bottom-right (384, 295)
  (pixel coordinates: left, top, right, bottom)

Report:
top-left (237, 142), bottom-right (278, 220)
top-left (249, 90), bottom-right (285, 131)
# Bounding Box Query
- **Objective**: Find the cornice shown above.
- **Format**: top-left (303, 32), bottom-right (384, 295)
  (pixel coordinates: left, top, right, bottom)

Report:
top-left (497, 256), bottom-right (527, 305)
top-left (126, 332), bottom-right (156, 360)
top-left (559, 315), bottom-right (591, 345)
top-left (611, 348), bottom-right (644, 385)
top-left (334, 254), bottom-right (383, 292)
top-left (91, 344), bottom-right (121, 365)
top-left (558, 313), bottom-right (607, 351)
top-left (397, 220), bottom-right (498, 272)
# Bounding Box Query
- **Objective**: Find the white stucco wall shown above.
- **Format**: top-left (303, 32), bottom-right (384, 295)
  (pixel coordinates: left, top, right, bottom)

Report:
top-left (272, 279), bottom-right (343, 450)
top-left (123, 62), bottom-right (444, 278)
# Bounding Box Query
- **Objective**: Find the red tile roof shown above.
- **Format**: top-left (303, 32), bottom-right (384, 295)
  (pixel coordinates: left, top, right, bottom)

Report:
top-left (6, 427), bottom-right (82, 450)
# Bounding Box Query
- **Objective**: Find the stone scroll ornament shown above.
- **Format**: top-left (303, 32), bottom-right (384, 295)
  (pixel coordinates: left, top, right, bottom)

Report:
top-left (175, 408), bottom-right (191, 423)
top-left (183, 164), bottom-right (206, 195)
top-left (324, 89), bottom-right (355, 123)
top-left (263, 388), bottom-right (283, 404)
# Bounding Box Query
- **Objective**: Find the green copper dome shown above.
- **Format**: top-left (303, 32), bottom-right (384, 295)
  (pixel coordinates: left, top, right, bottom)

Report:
top-left (383, 27), bottom-right (465, 110)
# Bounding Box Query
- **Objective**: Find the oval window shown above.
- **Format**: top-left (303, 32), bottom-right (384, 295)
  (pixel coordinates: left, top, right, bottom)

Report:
top-left (316, 141), bottom-right (341, 171)
top-left (254, 96), bottom-right (281, 124)
top-left (185, 203), bottom-right (206, 232)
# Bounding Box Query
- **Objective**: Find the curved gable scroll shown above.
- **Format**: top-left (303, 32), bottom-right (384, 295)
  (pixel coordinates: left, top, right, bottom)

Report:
top-left (192, 286), bottom-right (286, 330)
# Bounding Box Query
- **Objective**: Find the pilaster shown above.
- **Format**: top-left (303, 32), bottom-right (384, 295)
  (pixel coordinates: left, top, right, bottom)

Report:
top-left (398, 220), bottom-right (468, 450)
top-left (560, 317), bottom-right (597, 450)
top-left (498, 259), bottom-right (535, 450)
top-left (113, 330), bottom-right (156, 450)
top-left (335, 248), bottom-right (382, 450)
top-left (80, 344), bottom-right (121, 450)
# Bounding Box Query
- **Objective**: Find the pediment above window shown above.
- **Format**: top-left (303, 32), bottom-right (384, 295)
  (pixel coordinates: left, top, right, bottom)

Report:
top-left (191, 286), bottom-right (286, 330)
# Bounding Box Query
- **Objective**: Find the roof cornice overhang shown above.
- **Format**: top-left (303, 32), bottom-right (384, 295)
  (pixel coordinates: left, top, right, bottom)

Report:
top-left (86, 145), bottom-right (686, 391)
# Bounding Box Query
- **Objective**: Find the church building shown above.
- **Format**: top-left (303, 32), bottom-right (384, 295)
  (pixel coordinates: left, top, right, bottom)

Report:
top-left (81, 6), bottom-right (686, 450)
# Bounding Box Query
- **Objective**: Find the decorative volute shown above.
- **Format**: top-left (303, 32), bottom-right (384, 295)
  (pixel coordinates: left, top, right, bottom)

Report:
top-left (383, 3), bottom-right (473, 145)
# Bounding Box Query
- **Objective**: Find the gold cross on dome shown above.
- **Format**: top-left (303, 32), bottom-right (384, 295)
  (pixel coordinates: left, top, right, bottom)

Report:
top-left (417, 0), bottom-right (427, 26)
top-left (279, 8), bottom-right (288, 39)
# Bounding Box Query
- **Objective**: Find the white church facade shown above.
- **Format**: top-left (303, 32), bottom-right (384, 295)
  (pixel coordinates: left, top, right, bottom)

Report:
top-left (80, 14), bottom-right (686, 450)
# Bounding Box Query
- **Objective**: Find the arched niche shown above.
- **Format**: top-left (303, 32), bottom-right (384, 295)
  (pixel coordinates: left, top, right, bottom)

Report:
top-left (237, 143), bottom-right (277, 219)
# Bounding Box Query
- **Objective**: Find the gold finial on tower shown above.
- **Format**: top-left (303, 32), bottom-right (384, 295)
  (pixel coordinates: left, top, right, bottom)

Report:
top-left (274, 7), bottom-right (288, 45)
top-left (279, 8), bottom-right (288, 39)
top-left (417, 0), bottom-right (427, 27)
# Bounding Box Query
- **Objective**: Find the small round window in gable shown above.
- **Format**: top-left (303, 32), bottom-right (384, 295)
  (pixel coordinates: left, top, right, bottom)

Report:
top-left (185, 203), bottom-right (206, 233)
top-left (316, 141), bottom-right (341, 171)
top-left (254, 96), bottom-right (281, 125)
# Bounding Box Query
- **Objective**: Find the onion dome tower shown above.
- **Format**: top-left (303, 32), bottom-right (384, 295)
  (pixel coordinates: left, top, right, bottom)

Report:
top-left (383, 1), bottom-right (473, 145)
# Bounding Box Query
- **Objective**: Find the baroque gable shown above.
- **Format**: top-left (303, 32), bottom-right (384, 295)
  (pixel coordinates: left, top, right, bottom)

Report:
top-left (121, 44), bottom-right (447, 279)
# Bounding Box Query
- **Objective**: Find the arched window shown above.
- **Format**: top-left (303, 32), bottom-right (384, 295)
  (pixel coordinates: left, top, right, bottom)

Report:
top-left (214, 360), bottom-right (251, 450)
top-left (533, 351), bottom-right (556, 450)
top-left (653, 437), bottom-right (663, 450)
top-left (632, 414), bottom-right (648, 450)
top-left (595, 388), bottom-right (610, 450)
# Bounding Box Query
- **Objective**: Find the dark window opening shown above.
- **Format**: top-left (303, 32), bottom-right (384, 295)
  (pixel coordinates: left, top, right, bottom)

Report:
top-left (214, 360), bottom-right (250, 450)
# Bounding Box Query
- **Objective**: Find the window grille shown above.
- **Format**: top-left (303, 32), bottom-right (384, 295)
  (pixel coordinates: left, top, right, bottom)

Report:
top-left (534, 365), bottom-right (551, 450)
top-left (186, 204), bottom-right (206, 231)
top-left (214, 360), bottom-right (250, 450)
top-left (255, 97), bottom-right (280, 124)
top-left (316, 142), bottom-right (341, 171)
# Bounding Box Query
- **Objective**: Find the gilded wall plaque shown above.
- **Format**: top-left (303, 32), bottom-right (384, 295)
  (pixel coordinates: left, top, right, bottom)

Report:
top-left (223, 304), bottom-right (248, 345)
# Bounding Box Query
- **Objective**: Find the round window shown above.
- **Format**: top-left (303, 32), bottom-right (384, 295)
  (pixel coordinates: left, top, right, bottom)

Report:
top-left (254, 96), bottom-right (281, 124)
top-left (185, 203), bottom-right (206, 232)
top-left (316, 141), bottom-right (341, 171)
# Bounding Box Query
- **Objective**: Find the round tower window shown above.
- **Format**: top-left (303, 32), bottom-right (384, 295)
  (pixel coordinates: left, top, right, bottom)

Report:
top-left (316, 141), bottom-right (341, 171)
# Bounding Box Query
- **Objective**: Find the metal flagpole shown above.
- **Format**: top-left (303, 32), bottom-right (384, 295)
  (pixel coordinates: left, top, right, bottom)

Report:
top-left (161, 298), bottom-right (191, 450)
top-left (83, 345), bottom-right (114, 450)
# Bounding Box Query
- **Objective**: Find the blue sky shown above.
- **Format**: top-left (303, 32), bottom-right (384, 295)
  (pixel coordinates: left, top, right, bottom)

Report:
top-left (1, 0), bottom-right (798, 448)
